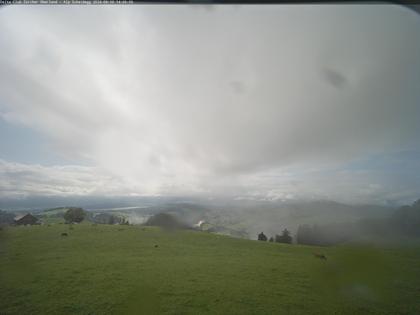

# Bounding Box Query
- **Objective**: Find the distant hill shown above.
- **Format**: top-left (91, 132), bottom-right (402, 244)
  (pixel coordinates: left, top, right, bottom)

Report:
top-left (42, 207), bottom-right (70, 216)
top-left (0, 210), bottom-right (14, 224)
top-left (200, 200), bottom-right (396, 240)
top-left (85, 199), bottom-right (396, 240)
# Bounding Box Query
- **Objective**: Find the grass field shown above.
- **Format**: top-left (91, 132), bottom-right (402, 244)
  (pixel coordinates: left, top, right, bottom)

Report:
top-left (1, 224), bottom-right (420, 314)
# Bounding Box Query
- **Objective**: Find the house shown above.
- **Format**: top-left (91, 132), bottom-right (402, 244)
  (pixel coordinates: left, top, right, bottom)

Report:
top-left (14, 213), bottom-right (39, 225)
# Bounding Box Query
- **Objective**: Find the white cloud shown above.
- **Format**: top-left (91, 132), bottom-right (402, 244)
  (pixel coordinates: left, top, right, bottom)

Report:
top-left (0, 159), bottom-right (120, 197)
top-left (0, 5), bottom-right (419, 203)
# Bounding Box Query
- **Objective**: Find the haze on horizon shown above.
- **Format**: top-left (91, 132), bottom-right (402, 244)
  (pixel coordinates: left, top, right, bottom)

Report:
top-left (0, 5), bottom-right (420, 206)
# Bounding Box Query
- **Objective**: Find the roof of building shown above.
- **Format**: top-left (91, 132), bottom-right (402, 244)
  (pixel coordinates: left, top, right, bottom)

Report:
top-left (14, 213), bottom-right (37, 221)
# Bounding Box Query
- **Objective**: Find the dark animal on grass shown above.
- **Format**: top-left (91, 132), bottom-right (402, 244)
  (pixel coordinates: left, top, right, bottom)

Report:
top-left (313, 252), bottom-right (327, 260)
top-left (154, 244), bottom-right (158, 248)
top-left (61, 233), bottom-right (68, 237)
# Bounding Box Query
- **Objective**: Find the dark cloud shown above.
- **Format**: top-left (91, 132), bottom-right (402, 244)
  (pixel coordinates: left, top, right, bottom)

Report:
top-left (323, 67), bottom-right (347, 88)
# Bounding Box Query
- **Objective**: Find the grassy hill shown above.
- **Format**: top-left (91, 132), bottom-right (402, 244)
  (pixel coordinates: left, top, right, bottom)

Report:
top-left (1, 224), bottom-right (419, 314)
top-left (37, 207), bottom-right (70, 224)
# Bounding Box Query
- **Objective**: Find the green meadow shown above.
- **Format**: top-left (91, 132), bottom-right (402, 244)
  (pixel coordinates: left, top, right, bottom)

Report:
top-left (1, 224), bottom-right (419, 315)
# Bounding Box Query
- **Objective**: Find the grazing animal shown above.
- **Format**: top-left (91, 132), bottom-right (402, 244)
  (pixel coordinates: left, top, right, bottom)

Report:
top-left (61, 233), bottom-right (68, 237)
top-left (313, 252), bottom-right (327, 260)
top-left (154, 244), bottom-right (158, 248)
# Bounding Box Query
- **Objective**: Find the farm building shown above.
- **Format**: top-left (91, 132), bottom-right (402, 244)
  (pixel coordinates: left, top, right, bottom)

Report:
top-left (14, 213), bottom-right (39, 225)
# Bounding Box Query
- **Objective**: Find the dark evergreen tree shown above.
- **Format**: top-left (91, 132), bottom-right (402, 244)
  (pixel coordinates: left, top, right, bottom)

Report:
top-left (280, 229), bottom-right (293, 244)
top-left (274, 229), bottom-right (292, 244)
top-left (257, 232), bottom-right (267, 241)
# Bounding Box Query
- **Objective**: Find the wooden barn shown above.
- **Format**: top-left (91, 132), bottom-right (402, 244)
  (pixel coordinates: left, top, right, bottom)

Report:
top-left (14, 213), bottom-right (39, 225)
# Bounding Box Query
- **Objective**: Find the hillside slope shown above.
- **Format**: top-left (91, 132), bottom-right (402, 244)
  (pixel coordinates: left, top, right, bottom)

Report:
top-left (0, 224), bottom-right (419, 314)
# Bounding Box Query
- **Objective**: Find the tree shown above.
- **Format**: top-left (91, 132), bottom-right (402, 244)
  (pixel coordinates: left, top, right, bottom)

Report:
top-left (64, 207), bottom-right (86, 223)
top-left (257, 232), bottom-right (267, 241)
top-left (269, 237), bottom-right (274, 242)
top-left (275, 229), bottom-right (293, 244)
top-left (281, 229), bottom-right (293, 244)
top-left (120, 217), bottom-right (129, 225)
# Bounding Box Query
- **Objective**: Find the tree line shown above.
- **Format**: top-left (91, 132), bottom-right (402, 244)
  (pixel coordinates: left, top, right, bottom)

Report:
top-left (258, 229), bottom-right (292, 244)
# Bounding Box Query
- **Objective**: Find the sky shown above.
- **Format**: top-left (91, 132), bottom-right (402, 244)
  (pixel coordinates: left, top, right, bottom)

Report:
top-left (0, 4), bottom-right (419, 205)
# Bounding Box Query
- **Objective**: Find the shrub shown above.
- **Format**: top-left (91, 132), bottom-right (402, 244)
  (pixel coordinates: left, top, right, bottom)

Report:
top-left (275, 229), bottom-right (293, 244)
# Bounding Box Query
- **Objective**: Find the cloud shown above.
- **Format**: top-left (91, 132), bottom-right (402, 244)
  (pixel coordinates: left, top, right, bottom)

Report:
top-left (0, 159), bottom-right (120, 198)
top-left (323, 67), bottom-right (347, 89)
top-left (0, 5), bottom-right (419, 203)
top-left (231, 153), bottom-right (420, 205)
top-left (1, 153), bottom-right (418, 206)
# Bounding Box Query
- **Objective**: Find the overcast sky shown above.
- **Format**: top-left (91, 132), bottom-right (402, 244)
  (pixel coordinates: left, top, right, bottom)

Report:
top-left (0, 5), bottom-right (419, 205)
